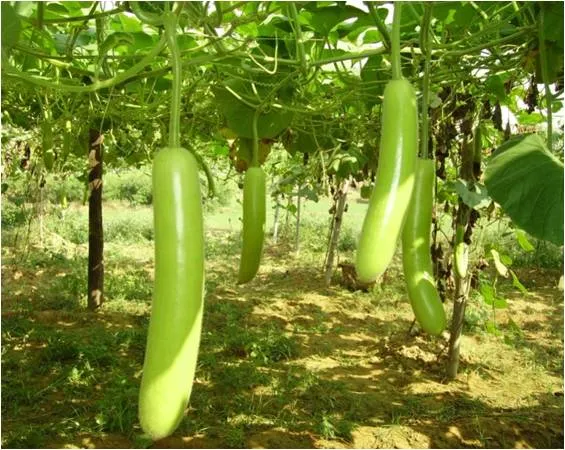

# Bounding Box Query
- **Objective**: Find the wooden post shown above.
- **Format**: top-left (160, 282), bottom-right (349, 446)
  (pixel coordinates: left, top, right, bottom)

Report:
top-left (87, 129), bottom-right (104, 311)
top-left (294, 186), bottom-right (302, 255)
top-left (324, 178), bottom-right (350, 286)
top-left (446, 130), bottom-right (475, 380)
top-left (272, 195), bottom-right (280, 244)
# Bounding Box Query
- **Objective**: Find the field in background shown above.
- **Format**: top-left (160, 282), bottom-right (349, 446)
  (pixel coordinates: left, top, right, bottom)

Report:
top-left (1, 168), bottom-right (563, 448)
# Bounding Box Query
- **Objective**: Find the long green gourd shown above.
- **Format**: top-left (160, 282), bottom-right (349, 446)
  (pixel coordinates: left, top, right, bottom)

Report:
top-left (237, 110), bottom-right (266, 284)
top-left (401, 3), bottom-right (445, 336)
top-left (356, 2), bottom-right (417, 283)
top-left (138, 11), bottom-right (204, 440)
top-left (401, 159), bottom-right (446, 335)
top-left (238, 166), bottom-right (266, 283)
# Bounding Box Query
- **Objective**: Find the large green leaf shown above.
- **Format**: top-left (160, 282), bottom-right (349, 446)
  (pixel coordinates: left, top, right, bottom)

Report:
top-left (300, 4), bottom-right (362, 36)
top-left (1, 3), bottom-right (21, 52)
top-left (484, 134), bottom-right (564, 245)
top-left (213, 78), bottom-right (294, 139)
top-left (447, 180), bottom-right (491, 209)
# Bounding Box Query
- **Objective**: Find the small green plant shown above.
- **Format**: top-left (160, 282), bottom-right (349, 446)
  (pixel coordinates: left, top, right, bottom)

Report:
top-left (104, 168), bottom-right (152, 205)
top-left (338, 226), bottom-right (357, 252)
top-left (95, 377), bottom-right (139, 433)
top-left (223, 424), bottom-right (247, 448)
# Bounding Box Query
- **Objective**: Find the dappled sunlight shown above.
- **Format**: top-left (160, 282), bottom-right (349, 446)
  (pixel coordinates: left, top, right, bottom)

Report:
top-left (2, 200), bottom-right (563, 448)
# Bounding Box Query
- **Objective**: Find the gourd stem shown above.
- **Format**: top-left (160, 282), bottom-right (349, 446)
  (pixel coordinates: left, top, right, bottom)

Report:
top-left (129, 1), bottom-right (163, 26)
top-left (420, 3), bottom-right (433, 159)
top-left (251, 109), bottom-right (260, 167)
top-left (391, 2), bottom-right (403, 80)
top-left (164, 12), bottom-right (182, 149)
top-left (288, 2), bottom-right (307, 75)
top-left (538, 5), bottom-right (553, 149)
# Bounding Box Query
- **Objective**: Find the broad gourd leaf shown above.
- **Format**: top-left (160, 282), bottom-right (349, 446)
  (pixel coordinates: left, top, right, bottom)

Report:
top-left (213, 78), bottom-right (294, 139)
top-left (490, 249), bottom-right (509, 278)
top-left (14, 1), bottom-right (36, 17)
top-left (300, 4), bottom-right (361, 36)
top-left (485, 75), bottom-right (507, 102)
top-left (484, 134), bottom-right (564, 245)
top-left (480, 283), bottom-right (508, 309)
top-left (118, 13), bottom-right (143, 33)
top-left (517, 111), bottom-right (544, 126)
top-left (510, 270), bottom-right (528, 295)
top-left (1, 3), bottom-right (21, 51)
top-left (448, 180), bottom-right (491, 209)
top-left (284, 121), bottom-right (333, 155)
top-left (514, 229), bottom-right (535, 252)
top-left (542, 2), bottom-right (564, 43)
top-left (99, 32), bottom-right (135, 56)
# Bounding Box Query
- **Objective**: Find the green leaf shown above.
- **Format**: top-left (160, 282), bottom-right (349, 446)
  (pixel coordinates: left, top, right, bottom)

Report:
top-left (100, 32), bottom-right (135, 56)
top-left (510, 270), bottom-right (528, 295)
top-left (479, 283), bottom-right (495, 304)
top-left (542, 2), bottom-right (564, 43)
top-left (213, 78), bottom-right (294, 139)
top-left (514, 229), bottom-right (535, 252)
top-left (177, 35), bottom-right (197, 51)
top-left (490, 249), bottom-right (509, 278)
top-left (285, 122), bottom-right (333, 155)
top-left (433, 2), bottom-right (458, 25)
top-left (485, 320), bottom-right (500, 335)
top-left (44, 2), bottom-right (70, 17)
top-left (118, 13), bottom-right (143, 33)
top-left (484, 134), bottom-right (564, 245)
top-left (298, 185), bottom-right (319, 202)
top-left (480, 283), bottom-right (507, 309)
top-left (448, 180), bottom-right (491, 209)
top-left (14, 1), bottom-right (35, 17)
top-left (484, 75), bottom-right (506, 102)
top-left (212, 143), bottom-right (229, 156)
top-left (516, 111), bottom-right (544, 126)
top-left (151, 76), bottom-right (172, 92)
top-left (300, 4), bottom-right (361, 36)
top-left (360, 55), bottom-right (384, 82)
top-left (1, 3), bottom-right (21, 51)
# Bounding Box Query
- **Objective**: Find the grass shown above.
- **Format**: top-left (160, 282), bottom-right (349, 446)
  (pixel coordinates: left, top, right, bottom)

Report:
top-left (1, 188), bottom-right (563, 449)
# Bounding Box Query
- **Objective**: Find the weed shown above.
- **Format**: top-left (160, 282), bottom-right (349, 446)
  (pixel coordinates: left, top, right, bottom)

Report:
top-left (41, 333), bottom-right (81, 363)
top-left (338, 226), bottom-right (357, 253)
top-left (104, 168), bottom-right (152, 206)
top-left (2, 426), bottom-right (47, 449)
top-left (223, 423), bottom-right (247, 448)
top-left (94, 377), bottom-right (139, 434)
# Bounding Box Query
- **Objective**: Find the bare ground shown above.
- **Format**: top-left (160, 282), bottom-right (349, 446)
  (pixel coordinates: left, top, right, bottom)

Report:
top-left (1, 240), bottom-right (563, 449)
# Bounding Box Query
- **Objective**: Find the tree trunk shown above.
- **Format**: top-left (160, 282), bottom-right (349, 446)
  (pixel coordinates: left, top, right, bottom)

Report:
top-left (38, 182), bottom-right (45, 247)
top-left (272, 195), bottom-right (280, 244)
top-left (285, 195), bottom-right (292, 231)
top-left (294, 187), bottom-right (302, 255)
top-left (324, 178), bottom-right (350, 286)
top-left (87, 129), bottom-right (104, 311)
top-left (447, 255), bottom-right (471, 379)
top-left (446, 132), bottom-right (476, 380)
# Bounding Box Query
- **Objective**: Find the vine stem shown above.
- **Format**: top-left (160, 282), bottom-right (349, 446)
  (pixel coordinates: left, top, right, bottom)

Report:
top-left (420, 3), bottom-right (433, 159)
top-left (367, 2), bottom-right (391, 49)
top-left (288, 2), bottom-right (307, 76)
top-left (130, 1), bottom-right (164, 26)
top-left (391, 2), bottom-right (403, 80)
top-left (164, 12), bottom-right (182, 148)
top-left (251, 108), bottom-right (260, 167)
top-left (538, 5), bottom-right (552, 149)
top-left (5, 36), bottom-right (166, 93)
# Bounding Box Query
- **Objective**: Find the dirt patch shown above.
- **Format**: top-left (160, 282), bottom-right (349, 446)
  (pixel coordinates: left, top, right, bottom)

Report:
top-left (2, 244), bottom-right (563, 448)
